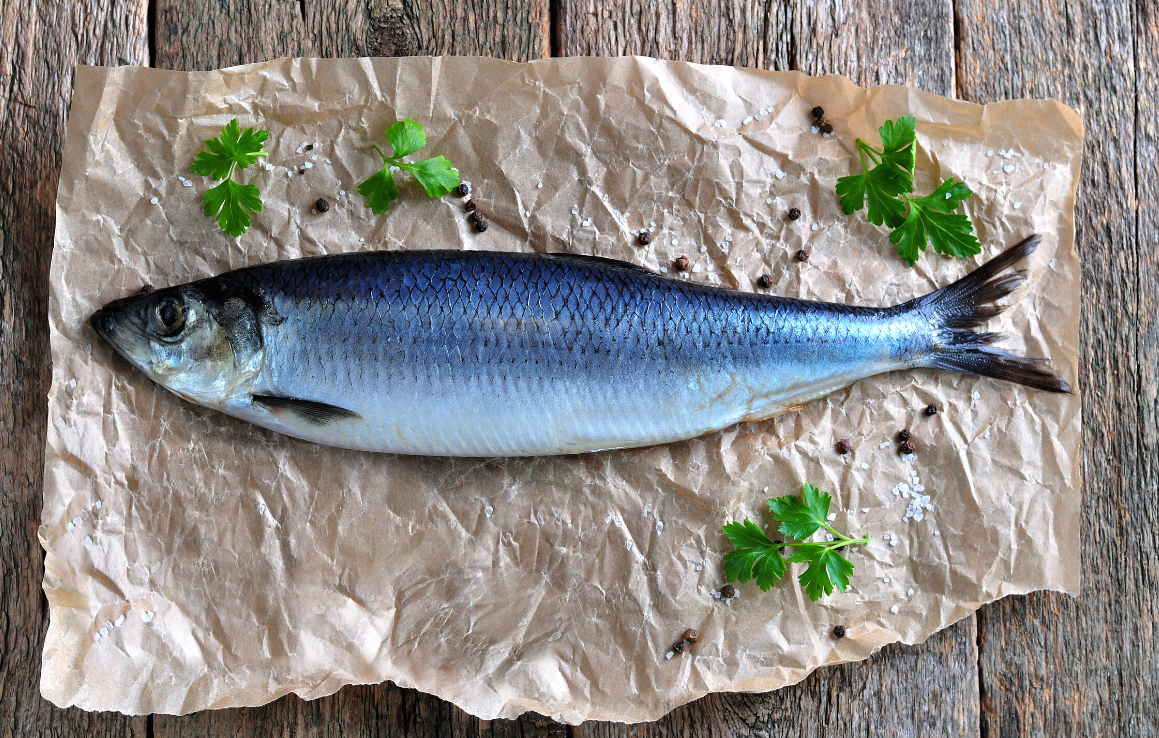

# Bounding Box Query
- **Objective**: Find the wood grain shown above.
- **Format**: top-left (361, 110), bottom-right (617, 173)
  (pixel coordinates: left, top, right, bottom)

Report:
top-left (957, 0), bottom-right (1153, 734)
top-left (0, 0), bottom-right (150, 736)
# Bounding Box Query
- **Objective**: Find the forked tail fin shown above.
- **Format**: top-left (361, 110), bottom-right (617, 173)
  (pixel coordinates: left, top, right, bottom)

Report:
top-left (917, 235), bottom-right (1072, 393)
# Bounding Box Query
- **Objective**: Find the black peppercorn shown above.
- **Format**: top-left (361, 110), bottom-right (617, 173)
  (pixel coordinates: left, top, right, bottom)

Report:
top-left (925, 403), bottom-right (938, 416)
top-left (900, 440), bottom-right (916, 455)
top-left (720, 584), bottom-right (736, 599)
top-left (811, 106), bottom-right (825, 119)
top-left (898, 429), bottom-right (912, 442)
top-left (455, 183), bottom-right (470, 197)
top-left (637, 231), bottom-right (652, 246)
top-left (820, 122), bottom-right (834, 135)
top-left (305, 143), bottom-right (314, 151)
top-left (138, 284), bottom-right (155, 294)
top-left (299, 168), bottom-right (306, 175)
top-left (675, 256), bottom-right (690, 272)
top-left (788, 207), bottom-right (801, 220)
top-left (833, 625), bottom-right (846, 639)
top-left (836, 438), bottom-right (851, 455)
top-left (758, 274), bottom-right (773, 289)
top-left (684, 628), bottom-right (700, 643)
top-left (672, 639), bottom-right (689, 654)
top-left (469, 210), bottom-right (483, 224)
top-left (475, 218), bottom-right (489, 233)
top-left (795, 249), bottom-right (809, 262)
top-left (465, 199), bottom-right (478, 212)
top-left (315, 198), bottom-right (330, 213)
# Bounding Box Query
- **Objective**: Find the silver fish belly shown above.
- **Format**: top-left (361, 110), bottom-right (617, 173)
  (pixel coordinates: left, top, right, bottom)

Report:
top-left (89, 237), bottom-right (1069, 456)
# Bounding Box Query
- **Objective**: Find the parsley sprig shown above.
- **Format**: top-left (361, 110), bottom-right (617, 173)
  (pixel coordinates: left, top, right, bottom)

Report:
top-left (358, 119), bottom-right (460, 214)
top-left (836, 115), bottom-right (980, 266)
top-left (722, 483), bottom-right (869, 601)
top-left (189, 119), bottom-right (269, 237)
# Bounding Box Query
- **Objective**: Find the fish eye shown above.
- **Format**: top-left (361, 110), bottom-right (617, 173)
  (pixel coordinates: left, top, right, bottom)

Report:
top-left (152, 296), bottom-right (186, 337)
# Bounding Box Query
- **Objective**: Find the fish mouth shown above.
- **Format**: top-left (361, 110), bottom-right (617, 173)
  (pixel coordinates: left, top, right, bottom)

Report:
top-left (89, 308), bottom-right (116, 342)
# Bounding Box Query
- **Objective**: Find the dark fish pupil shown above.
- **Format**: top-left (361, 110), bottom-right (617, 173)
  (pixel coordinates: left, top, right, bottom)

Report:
top-left (161, 303), bottom-right (178, 326)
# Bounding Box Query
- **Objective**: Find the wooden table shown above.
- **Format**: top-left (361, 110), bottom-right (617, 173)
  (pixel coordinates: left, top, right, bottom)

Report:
top-left (1, 1), bottom-right (1151, 735)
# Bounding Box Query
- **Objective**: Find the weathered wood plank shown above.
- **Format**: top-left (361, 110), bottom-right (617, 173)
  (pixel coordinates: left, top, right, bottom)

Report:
top-left (557, 0), bottom-right (954, 95)
top-left (0, 0), bottom-right (151, 736)
top-left (560, 1), bottom-right (976, 735)
top-left (957, 0), bottom-right (1152, 734)
top-left (155, 0), bottom-right (550, 71)
top-left (151, 0), bottom-right (555, 735)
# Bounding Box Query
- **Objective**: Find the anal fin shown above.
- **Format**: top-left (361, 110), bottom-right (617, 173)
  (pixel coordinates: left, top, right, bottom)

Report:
top-left (252, 395), bottom-right (361, 425)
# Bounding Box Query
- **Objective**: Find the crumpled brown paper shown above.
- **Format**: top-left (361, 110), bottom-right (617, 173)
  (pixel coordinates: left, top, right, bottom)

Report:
top-left (41, 57), bottom-right (1082, 722)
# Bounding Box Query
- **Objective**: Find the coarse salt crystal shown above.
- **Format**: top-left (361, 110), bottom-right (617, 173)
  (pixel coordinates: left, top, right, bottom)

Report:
top-left (700, 245), bottom-right (708, 253)
top-left (775, 170), bottom-right (786, 179)
top-left (1004, 164), bottom-right (1015, 173)
top-left (826, 513), bottom-right (837, 522)
top-left (883, 533), bottom-right (890, 540)
top-left (178, 176), bottom-right (185, 182)
top-left (743, 116), bottom-right (753, 124)
top-left (183, 180), bottom-right (193, 187)
top-left (666, 651), bottom-right (675, 659)
top-left (913, 484), bottom-right (925, 492)
top-left (660, 267), bottom-right (668, 273)
top-left (656, 520), bottom-right (664, 534)
top-left (907, 588), bottom-right (914, 596)
top-left (890, 538), bottom-right (898, 547)
top-left (862, 507), bottom-right (870, 513)
top-left (890, 604), bottom-right (900, 614)
top-left (304, 162), bottom-right (314, 169)
top-left (691, 264), bottom-right (701, 273)
top-left (1014, 202), bottom-right (1021, 209)
top-left (763, 487), bottom-right (769, 493)
top-left (765, 198), bottom-right (773, 204)
top-left (879, 441), bottom-right (891, 449)
top-left (67, 522), bottom-right (74, 531)
top-left (672, 238), bottom-right (679, 246)
top-left (95, 632), bottom-right (102, 641)
top-left (649, 221), bottom-right (656, 227)
top-left (150, 196), bottom-right (159, 204)
top-left (811, 223), bottom-right (819, 231)
top-left (811, 126), bottom-right (819, 134)
top-left (861, 462), bottom-right (869, 470)
top-left (602, 193), bottom-right (609, 202)
top-left (115, 615), bottom-right (125, 627)
top-left (583, 219), bottom-right (592, 227)
top-left (339, 190), bottom-right (346, 196)
top-left (68, 379), bottom-right (76, 389)
top-left (934, 530), bottom-right (941, 536)
top-left (95, 500), bottom-right (102, 510)
top-left (1050, 258), bottom-right (1057, 268)
top-left (73, 516), bottom-right (81, 526)
top-left (537, 182), bottom-right (543, 188)
top-left (525, 210), bottom-right (531, 217)
top-left (485, 505), bottom-right (494, 518)
top-left (626, 540), bottom-right (633, 551)
top-left (310, 154), bottom-right (318, 161)
top-left (725, 235), bottom-right (732, 242)
top-left (826, 533), bottom-right (835, 542)
top-left (987, 150), bottom-right (994, 156)
top-left (715, 119), bottom-right (726, 127)
top-left (83, 536), bottom-right (93, 550)
top-left (972, 391), bottom-right (981, 400)
top-left (696, 564), bottom-right (702, 571)
top-left (142, 611), bottom-right (154, 623)
top-left (883, 576), bottom-right (890, 582)
top-left (258, 503), bottom-right (265, 515)
top-left (359, 238), bottom-right (365, 243)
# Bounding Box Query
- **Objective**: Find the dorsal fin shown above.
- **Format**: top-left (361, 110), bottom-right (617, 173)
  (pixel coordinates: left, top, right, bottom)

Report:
top-left (542, 252), bottom-right (657, 275)
top-left (252, 395), bottom-right (361, 425)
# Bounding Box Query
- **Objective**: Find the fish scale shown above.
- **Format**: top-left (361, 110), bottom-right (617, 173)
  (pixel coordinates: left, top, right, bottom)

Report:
top-left (90, 237), bottom-right (1070, 456)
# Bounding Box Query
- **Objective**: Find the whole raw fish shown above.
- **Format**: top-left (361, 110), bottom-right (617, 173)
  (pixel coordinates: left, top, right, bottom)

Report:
top-left (89, 235), bottom-right (1068, 456)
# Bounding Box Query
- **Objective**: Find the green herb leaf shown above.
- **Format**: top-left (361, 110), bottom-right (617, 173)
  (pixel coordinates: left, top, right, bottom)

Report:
top-left (722, 520), bottom-right (787, 592)
top-left (202, 179), bottom-right (262, 238)
top-left (722, 482), bottom-right (868, 602)
top-left (386, 119), bottom-right (428, 158)
top-left (402, 156), bottom-right (460, 197)
top-left (890, 179), bottom-right (981, 266)
top-left (768, 482), bottom-right (831, 541)
top-left (357, 168), bottom-right (400, 215)
top-left (788, 546), bottom-right (855, 601)
top-left (360, 119), bottom-right (460, 214)
top-left (835, 115), bottom-right (980, 266)
top-left (190, 119), bottom-right (268, 237)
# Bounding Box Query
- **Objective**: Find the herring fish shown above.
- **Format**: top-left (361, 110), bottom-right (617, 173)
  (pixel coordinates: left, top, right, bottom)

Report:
top-left (89, 235), bottom-right (1069, 456)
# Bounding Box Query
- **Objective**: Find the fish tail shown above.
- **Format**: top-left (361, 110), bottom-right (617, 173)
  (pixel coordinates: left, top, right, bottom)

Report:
top-left (916, 234), bottom-right (1072, 393)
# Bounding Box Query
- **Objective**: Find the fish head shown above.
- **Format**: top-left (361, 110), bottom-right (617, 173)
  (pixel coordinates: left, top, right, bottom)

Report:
top-left (90, 283), bottom-right (264, 407)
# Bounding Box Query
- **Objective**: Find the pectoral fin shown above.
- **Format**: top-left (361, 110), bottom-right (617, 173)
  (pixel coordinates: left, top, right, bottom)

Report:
top-left (251, 395), bottom-right (361, 425)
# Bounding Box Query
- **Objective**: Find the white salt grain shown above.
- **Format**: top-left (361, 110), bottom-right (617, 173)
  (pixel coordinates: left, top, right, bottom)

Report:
top-left (359, 238), bottom-right (365, 243)
top-left (696, 564), bottom-right (703, 571)
top-left (890, 604), bottom-right (900, 614)
top-left (304, 162), bottom-right (313, 169)
top-left (656, 520), bottom-right (664, 534)
top-left (763, 487), bottom-right (769, 493)
top-left (879, 441), bottom-right (891, 449)
top-left (1003, 164), bottom-right (1015, 173)
top-left (811, 223), bottom-right (819, 231)
top-left (650, 221), bottom-right (656, 227)
top-left (150, 196), bottom-right (159, 204)
top-left (142, 611), bottom-right (154, 623)
top-left (987, 150), bottom-right (995, 156)
top-left (537, 182), bottom-right (543, 188)
top-left (907, 588), bottom-right (914, 596)
top-left (826, 534), bottom-right (835, 542)
top-left (602, 193), bottom-right (609, 202)
top-left (95, 500), bottom-right (102, 510)
top-left (743, 116), bottom-right (753, 124)
top-left (660, 267), bottom-right (668, 273)
top-left (691, 264), bottom-right (701, 273)
top-left (883, 533), bottom-right (890, 540)
top-left (183, 180), bottom-right (193, 187)
top-left (73, 516), bottom-right (81, 527)
top-left (913, 484), bottom-right (925, 492)
top-left (626, 540), bottom-right (633, 551)
top-left (1014, 202), bottom-right (1022, 209)
top-left (827, 513), bottom-right (837, 522)
top-left (700, 245), bottom-right (708, 253)
top-left (339, 190), bottom-right (346, 196)
top-left (666, 651), bottom-right (675, 660)
top-left (811, 126), bottom-right (819, 134)
top-left (259, 503), bottom-right (265, 515)
top-left (862, 507), bottom-right (870, 513)
top-left (715, 119), bottom-right (726, 127)
top-left (765, 198), bottom-right (773, 204)
top-left (67, 522), bottom-right (74, 531)
top-left (485, 505), bottom-right (494, 518)
top-left (83, 536), bottom-right (93, 550)
top-left (861, 462), bottom-right (870, 470)
top-left (934, 530), bottom-right (941, 536)
top-left (571, 205), bottom-right (580, 215)
top-left (972, 391), bottom-right (981, 400)
top-left (525, 210), bottom-right (532, 217)
top-left (115, 615), bottom-right (125, 627)
top-left (775, 169), bottom-right (786, 179)
top-left (889, 538), bottom-right (898, 547)
top-left (177, 176), bottom-right (185, 182)
top-left (884, 576), bottom-right (891, 582)
top-left (311, 154), bottom-right (318, 161)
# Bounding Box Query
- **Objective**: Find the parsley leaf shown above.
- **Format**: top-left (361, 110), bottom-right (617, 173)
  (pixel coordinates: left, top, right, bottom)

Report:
top-left (835, 115), bottom-right (980, 266)
top-left (359, 119), bottom-right (460, 214)
top-left (722, 482), bottom-right (868, 602)
top-left (891, 179), bottom-right (982, 265)
top-left (189, 119), bottom-right (268, 237)
top-left (768, 482), bottom-right (831, 541)
top-left (722, 520), bottom-right (787, 592)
